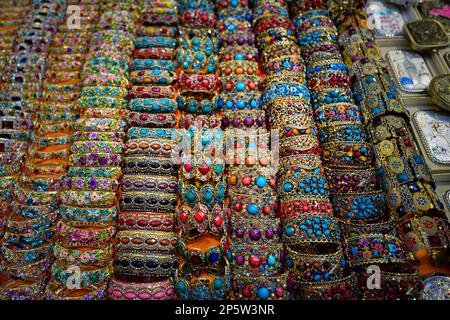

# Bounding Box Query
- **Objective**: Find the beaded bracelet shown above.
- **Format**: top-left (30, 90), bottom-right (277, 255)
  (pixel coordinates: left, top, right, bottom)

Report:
top-left (175, 275), bottom-right (228, 300)
top-left (220, 75), bottom-right (261, 94)
top-left (133, 47), bottom-right (175, 60)
top-left (126, 111), bottom-right (178, 128)
top-left (125, 139), bottom-right (178, 158)
top-left (230, 218), bottom-right (281, 245)
top-left (83, 73), bottom-right (129, 88)
top-left (221, 109), bottom-right (266, 129)
top-left (135, 36), bottom-right (178, 49)
top-left (322, 141), bottom-right (373, 169)
top-left (344, 233), bottom-right (407, 267)
top-left (326, 168), bottom-right (378, 194)
top-left (279, 134), bottom-right (321, 157)
top-left (122, 156), bottom-right (178, 176)
top-left (181, 10), bottom-right (216, 28)
top-left (141, 13), bottom-right (179, 27)
top-left (332, 191), bottom-right (387, 222)
top-left (179, 73), bottom-right (219, 93)
top-left (73, 131), bottom-right (125, 142)
top-left (227, 166), bottom-right (276, 197)
top-left (232, 272), bottom-right (289, 300)
top-left (122, 175), bottom-right (178, 193)
top-left (131, 59), bottom-right (176, 72)
top-left (127, 127), bottom-right (179, 141)
top-left (57, 221), bottom-right (115, 248)
top-left (278, 171), bottom-right (330, 200)
top-left (128, 86), bottom-right (177, 100)
top-left (229, 193), bottom-right (278, 220)
top-left (5, 256), bottom-right (54, 281)
top-left (52, 263), bottom-right (112, 288)
top-left (75, 118), bottom-right (126, 133)
top-left (179, 241), bottom-right (225, 277)
top-left (70, 141), bottom-right (124, 154)
top-left (81, 86), bottom-right (128, 99)
top-left (136, 26), bottom-right (178, 38)
top-left (67, 166), bottom-right (122, 179)
top-left (2, 244), bottom-right (53, 266)
top-left (60, 190), bottom-right (116, 207)
top-left (109, 278), bottom-right (175, 300)
top-left (262, 82), bottom-right (310, 105)
top-left (45, 280), bottom-right (108, 300)
top-left (180, 181), bottom-right (226, 211)
top-left (78, 97), bottom-right (128, 110)
top-left (115, 230), bottom-right (178, 254)
top-left (54, 242), bottom-right (112, 268)
top-left (295, 272), bottom-right (360, 300)
top-left (114, 252), bottom-right (179, 278)
top-left (228, 243), bottom-right (282, 277)
top-left (120, 191), bottom-right (178, 213)
top-left (117, 212), bottom-right (175, 232)
top-left (178, 203), bottom-right (225, 242)
top-left (177, 93), bottom-right (218, 115)
top-left (59, 205), bottom-right (118, 226)
top-left (217, 92), bottom-right (262, 111)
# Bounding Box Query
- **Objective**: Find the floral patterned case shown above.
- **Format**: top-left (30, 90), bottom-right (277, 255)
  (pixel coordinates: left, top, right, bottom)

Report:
top-left (366, 1), bottom-right (406, 37)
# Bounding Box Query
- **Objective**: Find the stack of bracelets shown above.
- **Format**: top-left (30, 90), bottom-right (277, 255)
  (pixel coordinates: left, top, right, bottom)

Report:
top-left (0, 0), bottom-right (30, 250)
top-left (0, 0), bottom-right (61, 300)
top-left (290, 0), bottom-right (423, 299)
top-left (110, 0), bottom-right (180, 301)
top-left (220, 0), bottom-right (287, 300)
top-left (46, 2), bottom-right (138, 300)
top-left (331, 2), bottom-right (450, 295)
top-left (174, 0), bottom-right (229, 300)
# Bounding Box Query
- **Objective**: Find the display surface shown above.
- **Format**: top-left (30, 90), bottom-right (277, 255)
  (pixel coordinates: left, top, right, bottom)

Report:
top-left (0, 0), bottom-right (449, 301)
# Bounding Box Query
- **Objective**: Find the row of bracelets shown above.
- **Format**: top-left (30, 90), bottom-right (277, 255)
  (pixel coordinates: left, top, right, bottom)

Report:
top-left (0, 1), bottom-right (66, 299)
top-left (111, 0), bottom-right (181, 301)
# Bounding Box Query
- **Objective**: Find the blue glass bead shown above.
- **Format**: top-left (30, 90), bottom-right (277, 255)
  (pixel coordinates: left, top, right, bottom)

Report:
top-left (256, 176), bottom-right (267, 188)
top-left (267, 255), bottom-right (276, 266)
top-left (285, 226), bottom-right (295, 236)
top-left (214, 278), bottom-right (223, 289)
top-left (257, 287), bottom-right (270, 300)
top-left (247, 204), bottom-right (259, 215)
top-left (283, 182), bottom-right (293, 192)
top-left (209, 252), bottom-right (219, 263)
top-left (236, 100), bottom-right (245, 109)
top-left (236, 82), bottom-right (245, 91)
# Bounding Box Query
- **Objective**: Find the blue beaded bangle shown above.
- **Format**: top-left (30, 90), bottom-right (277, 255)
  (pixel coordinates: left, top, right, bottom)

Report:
top-left (134, 36), bottom-right (178, 49)
top-left (127, 127), bottom-right (179, 141)
top-left (131, 59), bottom-right (176, 72)
top-left (262, 82), bottom-right (310, 105)
top-left (177, 95), bottom-right (218, 115)
top-left (218, 92), bottom-right (262, 111)
top-left (128, 98), bottom-right (178, 113)
top-left (59, 205), bottom-right (118, 225)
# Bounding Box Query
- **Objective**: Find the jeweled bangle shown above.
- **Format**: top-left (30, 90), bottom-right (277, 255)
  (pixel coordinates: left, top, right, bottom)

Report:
top-left (5, 255), bottom-right (53, 281)
top-left (15, 188), bottom-right (59, 207)
top-left (130, 59), bottom-right (176, 72)
top-left (141, 13), bottom-right (179, 26)
top-left (127, 128), bottom-right (178, 141)
top-left (137, 25), bottom-right (178, 38)
top-left (175, 275), bottom-right (228, 300)
top-left (74, 131), bottom-right (125, 142)
top-left (28, 146), bottom-right (71, 162)
top-left (117, 212), bottom-right (175, 232)
top-left (278, 171), bottom-right (330, 200)
top-left (30, 133), bottom-right (72, 148)
top-left (357, 264), bottom-right (422, 300)
top-left (220, 46), bottom-right (259, 62)
top-left (128, 86), bottom-right (177, 100)
top-left (217, 91), bottom-right (262, 111)
top-left (326, 168), bottom-right (378, 194)
top-left (220, 75), bottom-right (261, 94)
top-left (62, 176), bottom-right (119, 192)
top-left (80, 86), bottom-right (127, 99)
top-left (232, 272), bottom-right (289, 300)
top-left (318, 124), bottom-right (368, 145)
top-left (133, 47), bottom-right (175, 60)
top-left (265, 55), bottom-right (306, 77)
top-left (128, 98), bottom-right (177, 113)
top-left (6, 210), bottom-right (58, 234)
top-left (229, 193), bottom-right (277, 220)
top-left (322, 141), bottom-right (373, 169)
top-left (60, 190), bottom-right (116, 207)
top-left (126, 111), bottom-right (178, 128)
top-left (296, 272), bottom-right (360, 300)
top-left (178, 203), bottom-right (225, 242)
top-left (70, 153), bottom-right (122, 167)
top-left (177, 93), bottom-right (218, 115)
top-left (120, 192), bottom-right (178, 213)
top-left (227, 166), bottom-right (276, 197)
top-left (83, 73), bottom-right (129, 88)
top-left (54, 242), bottom-right (112, 268)
top-left (0, 129), bottom-right (29, 142)
top-left (122, 156), bottom-right (178, 176)
top-left (115, 230), bottom-right (178, 254)
top-left (179, 181), bottom-right (226, 210)
top-left (19, 175), bottom-right (62, 192)
top-left (332, 191), bottom-right (387, 222)
top-left (230, 218), bottom-right (281, 244)
top-left (45, 280), bottom-right (108, 300)
top-left (179, 241), bottom-right (225, 276)
top-left (0, 279), bottom-right (47, 300)
top-left (79, 96), bottom-right (128, 110)
top-left (2, 244), bottom-right (53, 266)
top-left (67, 166), bottom-right (122, 179)
top-left (178, 73), bottom-right (219, 93)
top-left (57, 221), bottom-right (115, 248)
top-left (344, 233), bottom-right (407, 267)
top-left (109, 278), bottom-right (175, 300)
top-left (114, 252), bottom-right (178, 278)
top-left (35, 122), bottom-right (72, 136)
top-left (80, 107), bottom-right (126, 120)
top-left (122, 175), bottom-right (177, 193)
top-left (52, 263), bottom-right (112, 288)
top-left (125, 139), bottom-right (177, 158)
top-left (314, 103), bottom-right (363, 127)
top-left (59, 205), bottom-right (117, 226)
top-left (75, 118), bottom-right (126, 133)
top-left (12, 202), bottom-right (59, 220)
top-left (279, 134), bottom-right (321, 157)
top-left (181, 10), bottom-right (216, 27)
top-left (3, 226), bottom-right (57, 250)
top-left (221, 109), bottom-right (266, 129)
top-left (286, 245), bottom-right (345, 282)
top-left (281, 212), bottom-right (341, 246)
top-left (70, 141), bottom-right (124, 155)
top-left (134, 36), bottom-right (178, 49)
top-left (228, 243), bottom-right (282, 277)
top-left (130, 70), bottom-right (176, 86)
